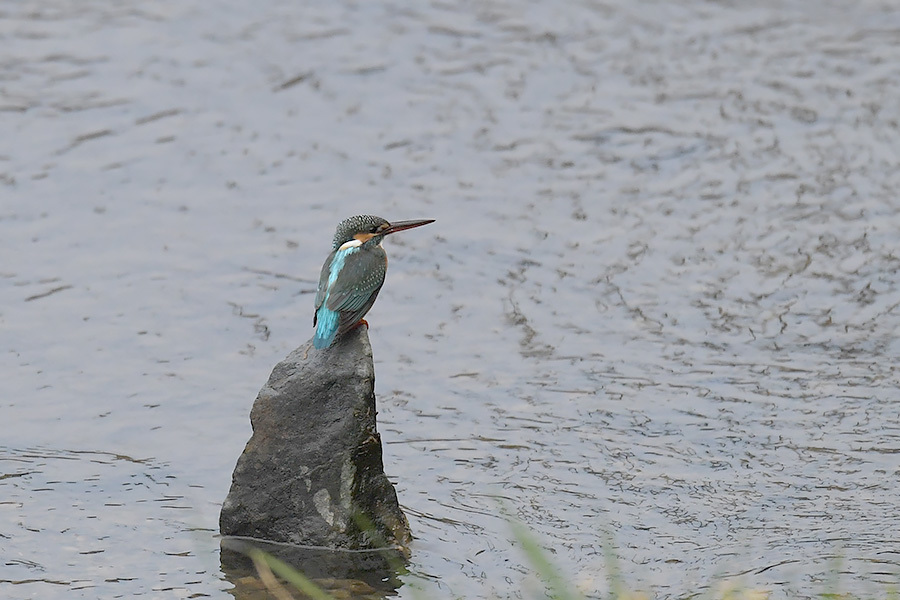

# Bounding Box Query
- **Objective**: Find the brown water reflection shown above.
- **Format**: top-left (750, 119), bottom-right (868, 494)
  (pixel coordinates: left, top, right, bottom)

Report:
top-left (220, 538), bottom-right (404, 600)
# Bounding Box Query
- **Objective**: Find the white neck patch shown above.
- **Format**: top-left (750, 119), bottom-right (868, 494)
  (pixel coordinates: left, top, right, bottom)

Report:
top-left (338, 238), bottom-right (363, 251)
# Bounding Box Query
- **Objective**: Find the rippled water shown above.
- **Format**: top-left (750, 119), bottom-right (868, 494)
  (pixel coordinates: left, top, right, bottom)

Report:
top-left (3, 1), bottom-right (900, 598)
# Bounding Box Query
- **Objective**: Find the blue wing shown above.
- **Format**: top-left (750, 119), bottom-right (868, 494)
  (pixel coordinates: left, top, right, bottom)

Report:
top-left (313, 246), bottom-right (387, 348)
top-left (313, 250), bottom-right (336, 326)
top-left (327, 247), bottom-right (386, 334)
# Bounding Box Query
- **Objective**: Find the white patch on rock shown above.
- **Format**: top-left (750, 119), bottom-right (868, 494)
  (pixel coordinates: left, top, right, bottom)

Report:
top-left (297, 465), bottom-right (311, 492)
top-left (340, 458), bottom-right (355, 512)
top-left (313, 488), bottom-right (335, 526)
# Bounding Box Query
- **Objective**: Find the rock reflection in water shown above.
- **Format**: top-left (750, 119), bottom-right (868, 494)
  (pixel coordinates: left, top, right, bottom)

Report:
top-left (220, 537), bottom-right (405, 600)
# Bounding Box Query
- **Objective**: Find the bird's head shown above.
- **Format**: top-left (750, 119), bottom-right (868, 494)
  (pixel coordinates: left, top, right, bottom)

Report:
top-left (332, 215), bottom-right (435, 251)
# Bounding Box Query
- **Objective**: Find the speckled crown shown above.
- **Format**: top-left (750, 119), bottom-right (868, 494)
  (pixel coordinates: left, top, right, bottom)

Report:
top-left (331, 215), bottom-right (389, 249)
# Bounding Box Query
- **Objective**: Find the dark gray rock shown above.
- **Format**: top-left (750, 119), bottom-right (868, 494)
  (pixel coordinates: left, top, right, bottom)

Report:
top-left (219, 325), bottom-right (411, 553)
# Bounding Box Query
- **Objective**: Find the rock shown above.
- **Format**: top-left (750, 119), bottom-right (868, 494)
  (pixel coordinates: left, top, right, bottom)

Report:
top-left (219, 325), bottom-right (411, 553)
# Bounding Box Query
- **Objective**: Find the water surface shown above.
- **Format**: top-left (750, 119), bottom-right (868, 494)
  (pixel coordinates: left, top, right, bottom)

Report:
top-left (3, 1), bottom-right (900, 598)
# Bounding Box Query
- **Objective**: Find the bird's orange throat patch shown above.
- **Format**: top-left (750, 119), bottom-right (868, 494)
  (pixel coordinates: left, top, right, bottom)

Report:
top-left (337, 232), bottom-right (379, 252)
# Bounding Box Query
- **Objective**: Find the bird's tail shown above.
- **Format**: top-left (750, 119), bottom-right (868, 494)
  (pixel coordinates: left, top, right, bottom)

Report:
top-left (313, 306), bottom-right (340, 349)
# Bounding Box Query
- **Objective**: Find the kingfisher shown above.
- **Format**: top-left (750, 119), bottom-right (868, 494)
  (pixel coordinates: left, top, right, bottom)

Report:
top-left (313, 215), bottom-right (434, 349)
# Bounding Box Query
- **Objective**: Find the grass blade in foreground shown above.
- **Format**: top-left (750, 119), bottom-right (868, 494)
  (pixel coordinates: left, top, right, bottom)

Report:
top-left (508, 517), bottom-right (584, 600)
top-left (249, 548), bottom-right (335, 600)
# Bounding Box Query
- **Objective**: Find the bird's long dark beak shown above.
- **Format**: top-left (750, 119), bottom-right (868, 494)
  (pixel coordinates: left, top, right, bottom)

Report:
top-left (382, 219), bottom-right (435, 235)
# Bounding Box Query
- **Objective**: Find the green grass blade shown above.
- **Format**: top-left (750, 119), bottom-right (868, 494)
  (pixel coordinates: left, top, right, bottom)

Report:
top-left (508, 517), bottom-right (583, 600)
top-left (249, 548), bottom-right (335, 600)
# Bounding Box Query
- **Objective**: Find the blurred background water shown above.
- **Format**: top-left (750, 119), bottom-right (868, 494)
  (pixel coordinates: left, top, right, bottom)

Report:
top-left (3, 1), bottom-right (900, 598)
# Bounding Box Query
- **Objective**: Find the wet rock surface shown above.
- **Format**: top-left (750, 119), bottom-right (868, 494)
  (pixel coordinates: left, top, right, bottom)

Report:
top-left (220, 326), bottom-right (411, 552)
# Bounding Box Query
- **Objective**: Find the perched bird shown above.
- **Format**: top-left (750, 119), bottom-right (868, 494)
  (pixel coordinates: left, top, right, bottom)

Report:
top-left (313, 215), bottom-right (434, 349)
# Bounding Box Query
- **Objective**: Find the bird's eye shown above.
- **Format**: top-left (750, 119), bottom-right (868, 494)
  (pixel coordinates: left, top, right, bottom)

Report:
top-left (371, 225), bottom-right (382, 233)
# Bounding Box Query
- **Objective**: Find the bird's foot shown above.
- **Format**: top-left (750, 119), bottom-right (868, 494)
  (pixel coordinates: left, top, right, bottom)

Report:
top-left (350, 319), bottom-right (369, 331)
